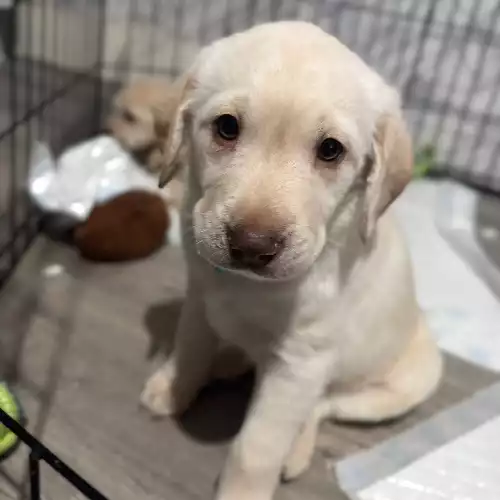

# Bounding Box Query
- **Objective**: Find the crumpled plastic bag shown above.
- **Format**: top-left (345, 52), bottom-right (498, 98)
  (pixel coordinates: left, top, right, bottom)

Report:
top-left (28, 135), bottom-right (162, 227)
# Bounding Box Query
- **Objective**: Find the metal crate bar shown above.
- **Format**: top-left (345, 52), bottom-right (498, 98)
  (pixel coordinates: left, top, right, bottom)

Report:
top-left (0, 408), bottom-right (109, 500)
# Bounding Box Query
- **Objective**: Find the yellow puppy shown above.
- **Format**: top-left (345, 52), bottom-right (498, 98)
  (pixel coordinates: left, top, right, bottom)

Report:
top-left (107, 78), bottom-right (179, 173)
top-left (142, 22), bottom-right (442, 500)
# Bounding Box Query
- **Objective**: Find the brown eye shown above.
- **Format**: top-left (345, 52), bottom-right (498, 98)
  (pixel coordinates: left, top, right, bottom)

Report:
top-left (214, 114), bottom-right (239, 141)
top-left (317, 138), bottom-right (345, 162)
top-left (122, 109), bottom-right (137, 123)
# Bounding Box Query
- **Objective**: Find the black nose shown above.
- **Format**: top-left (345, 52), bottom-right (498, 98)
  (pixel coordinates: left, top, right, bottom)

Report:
top-left (226, 225), bottom-right (283, 269)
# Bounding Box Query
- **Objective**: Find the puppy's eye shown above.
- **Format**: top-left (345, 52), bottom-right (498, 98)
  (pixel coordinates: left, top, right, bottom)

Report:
top-left (214, 114), bottom-right (239, 141)
top-left (122, 110), bottom-right (137, 123)
top-left (317, 138), bottom-right (345, 162)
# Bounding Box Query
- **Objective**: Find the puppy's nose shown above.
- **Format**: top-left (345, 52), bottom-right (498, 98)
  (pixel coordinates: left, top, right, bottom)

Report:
top-left (227, 225), bottom-right (283, 269)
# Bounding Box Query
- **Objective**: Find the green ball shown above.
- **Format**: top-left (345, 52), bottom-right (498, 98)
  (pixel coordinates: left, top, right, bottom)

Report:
top-left (0, 383), bottom-right (21, 458)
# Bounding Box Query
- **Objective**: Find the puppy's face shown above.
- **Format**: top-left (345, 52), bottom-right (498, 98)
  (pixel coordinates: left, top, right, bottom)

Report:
top-left (107, 94), bottom-right (156, 151)
top-left (163, 23), bottom-right (412, 280)
top-left (107, 80), bottom-right (176, 152)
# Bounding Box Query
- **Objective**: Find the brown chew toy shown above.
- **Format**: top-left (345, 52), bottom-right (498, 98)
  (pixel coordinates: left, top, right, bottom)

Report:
top-left (74, 190), bottom-right (169, 262)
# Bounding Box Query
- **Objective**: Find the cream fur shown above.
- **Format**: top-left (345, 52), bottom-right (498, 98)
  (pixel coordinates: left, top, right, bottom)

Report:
top-left (107, 78), bottom-right (180, 172)
top-left (141, 21), bottom-right (442, 500)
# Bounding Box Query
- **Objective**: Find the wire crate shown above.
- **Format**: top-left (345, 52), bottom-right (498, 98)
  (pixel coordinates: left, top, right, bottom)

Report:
top-left (0, 0), bottom-right (104, 288)
top-left (101, 0), bottom-right (500, 191)
top-left (0, 1), bottom-right (499, 499)
top-left (1, 0), bottom-right (499, 287)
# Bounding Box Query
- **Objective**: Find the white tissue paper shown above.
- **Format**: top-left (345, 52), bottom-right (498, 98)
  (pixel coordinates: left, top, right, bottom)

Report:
top-left (27, 135), bottom-right (181, 245)
top-left (28, 135), bottom-right (162, 222)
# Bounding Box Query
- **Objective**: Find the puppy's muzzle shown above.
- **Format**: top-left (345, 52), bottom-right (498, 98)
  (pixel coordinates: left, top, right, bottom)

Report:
top-left (226, 223), bottom-right (285, 270)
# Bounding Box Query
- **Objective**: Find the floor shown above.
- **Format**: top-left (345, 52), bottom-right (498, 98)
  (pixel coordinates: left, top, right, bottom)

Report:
top-left (1, 3), bottom-right (498, 496)
top-left (0, 234), bottom-right (498, 500)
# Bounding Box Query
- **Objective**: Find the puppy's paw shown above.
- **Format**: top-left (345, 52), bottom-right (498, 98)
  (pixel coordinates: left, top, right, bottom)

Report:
top-left (281, 416), bottom-right (317, 482)
top-left (140, 365), bottom-right (193, 417)
top-left (215, 488), bottom-right (272, 500)
top-left (281, 447), bottom-right (312, 482)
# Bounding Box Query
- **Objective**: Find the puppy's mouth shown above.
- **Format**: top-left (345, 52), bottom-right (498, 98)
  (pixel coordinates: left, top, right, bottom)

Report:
top-left (201, 252), bottom-right (294, 281)
top-left (192, 200), bottom-right (324, 280)
top-left (194, 228), bottom-right (321, 282)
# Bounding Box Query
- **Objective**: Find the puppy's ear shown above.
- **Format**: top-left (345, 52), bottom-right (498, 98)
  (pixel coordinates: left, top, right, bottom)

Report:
top-left (361, 95), bottom-right (413, 241)
top-left (158, 74), bottom-right (193, 188)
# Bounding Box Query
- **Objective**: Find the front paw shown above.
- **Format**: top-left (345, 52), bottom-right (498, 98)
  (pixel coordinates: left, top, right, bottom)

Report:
top-left (281, 415), bottom-right (317, 482)
top-left (215, 491), bottom-right (272, 500)
top-left (215, 490), bottom-right (272, 500)
top-left (214, 472), bottom-right (274, 500)
top-left (140, 363), bottom-right (194, 417)
top-left (281, 445), bottom-right (312, 482)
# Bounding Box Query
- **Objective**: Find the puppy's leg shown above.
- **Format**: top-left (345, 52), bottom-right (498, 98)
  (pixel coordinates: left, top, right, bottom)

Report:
top-left (140, 287), bottom-right (217, 417)
top-left (215, 356), bottom-right (329, 500)
top-left (283, 321), bottom-right (442, 481)
top-left (324, 320), bottom-right (442, 423)
top-left (281, 405), bottom-right (322, 481)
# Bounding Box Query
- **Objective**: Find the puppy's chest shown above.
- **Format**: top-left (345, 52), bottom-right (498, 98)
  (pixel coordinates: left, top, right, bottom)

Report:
top-left (203, 283), bottom-right (297, 356)
top-left (202, 272), bottom-right (343, 360)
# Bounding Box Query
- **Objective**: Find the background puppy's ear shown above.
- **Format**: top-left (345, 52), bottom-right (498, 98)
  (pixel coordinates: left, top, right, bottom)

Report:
top-left (361, 95), bottom-right (413, 241)
top-left (159, 74), bottom-right (193, 188)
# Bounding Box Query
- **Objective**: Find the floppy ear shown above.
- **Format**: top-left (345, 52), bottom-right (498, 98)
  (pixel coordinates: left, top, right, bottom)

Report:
top-left (158, 74), bottom-right (193, 188)
top-left (361, 103), bottom-right (413, 241)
